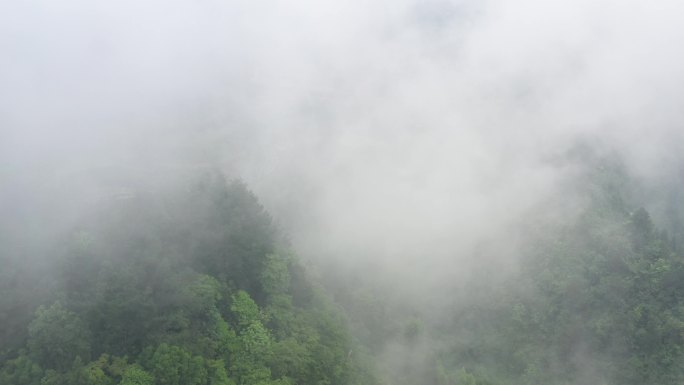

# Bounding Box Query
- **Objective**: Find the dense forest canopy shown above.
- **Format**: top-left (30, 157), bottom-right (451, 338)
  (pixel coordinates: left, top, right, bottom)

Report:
top-left (2, 154), bottom-right (684, 385)
top-left (0, 172), bottom-right (375, 385)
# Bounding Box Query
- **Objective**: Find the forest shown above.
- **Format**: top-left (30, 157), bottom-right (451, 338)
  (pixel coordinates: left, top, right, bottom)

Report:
top-left (312, 151), bottom-right (684, 385)
top-left (3, 0), bottom-right (684, 384)
top-left (0, 173), bottom-right (375, 385)
top-left (2, 153), bottom-right (684, 385)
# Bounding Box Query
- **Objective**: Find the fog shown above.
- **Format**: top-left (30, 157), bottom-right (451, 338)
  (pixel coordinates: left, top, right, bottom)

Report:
top-left (2, 0), bottom-right (684, 382)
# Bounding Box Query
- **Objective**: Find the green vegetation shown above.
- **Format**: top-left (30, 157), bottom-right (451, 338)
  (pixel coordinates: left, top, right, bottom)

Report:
top-left (314, 155), bottom-right (684, 385)
top-left (0, 173), bottom-right (375, 385)
top-left (2, 158), bottom-right (684, 385)
top-left (430, 161), bottom-right (684, 385)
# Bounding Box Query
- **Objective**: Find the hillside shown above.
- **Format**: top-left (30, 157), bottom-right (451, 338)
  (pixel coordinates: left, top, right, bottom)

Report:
top-left (0, 172), bottom-right (376, 385)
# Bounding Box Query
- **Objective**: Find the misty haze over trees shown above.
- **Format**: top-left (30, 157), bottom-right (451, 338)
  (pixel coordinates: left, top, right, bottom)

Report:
top-left (2, 1), bottom-right (684, 385)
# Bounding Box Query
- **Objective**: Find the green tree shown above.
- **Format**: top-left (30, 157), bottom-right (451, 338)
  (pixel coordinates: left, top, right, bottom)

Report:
top-left (142, 344), bottom-right (207, 385)
top-left (27, 302), bottom-right (91, 371)
top-left (119, 365), bottom-right (154, 385)
top-left (0, 353), bottom-right (43, 385)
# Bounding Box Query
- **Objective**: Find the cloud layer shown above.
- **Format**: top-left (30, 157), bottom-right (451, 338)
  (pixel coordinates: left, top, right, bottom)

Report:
top-left (2, 0), bottom-right (684, 301)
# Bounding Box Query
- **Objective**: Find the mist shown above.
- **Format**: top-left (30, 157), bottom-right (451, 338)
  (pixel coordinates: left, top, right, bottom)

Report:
top-left (2, 0), bottom-right (684, 384)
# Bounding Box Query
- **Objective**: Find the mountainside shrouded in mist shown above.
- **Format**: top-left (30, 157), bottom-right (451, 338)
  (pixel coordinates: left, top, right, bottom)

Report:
top-left (2, 0), bottom-right (684, 385)
top-left (0, 173), bottom-right (377, 385)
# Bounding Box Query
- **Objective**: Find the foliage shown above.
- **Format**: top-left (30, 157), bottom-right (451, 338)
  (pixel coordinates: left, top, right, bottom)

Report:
top-left (0, 174), bottom-right (374, 385)
top-left (120, 365), bottom-right (154, 385)
top-left (6, 160), bottom-right (684, 385)
top-left (431, 159), bottom-right (684, 385)
top-left (27, 302), bottom-right (91, 371)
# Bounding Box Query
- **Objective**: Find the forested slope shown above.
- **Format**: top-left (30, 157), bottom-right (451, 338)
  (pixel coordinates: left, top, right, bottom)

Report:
top-left (2, 156), bottom-right (684, 385)
top-left (316, 155), bottom-right (684, 385)
top-left (0, 172), bottom-right (375, 385)
top-left (432, 159), bottom-right (684, 385)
